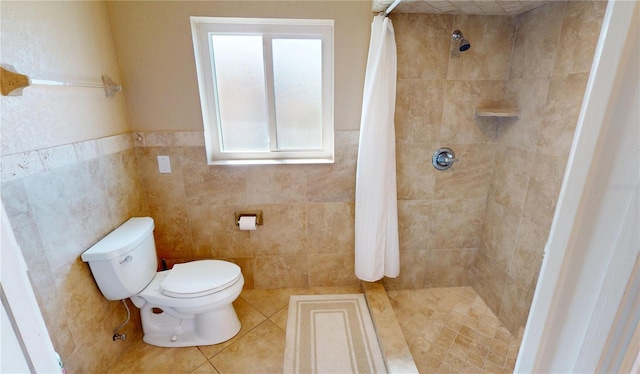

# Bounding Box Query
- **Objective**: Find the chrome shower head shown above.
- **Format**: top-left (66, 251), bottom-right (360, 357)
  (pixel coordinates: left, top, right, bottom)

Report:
top-left (452, 30), bottom-right (471, 52)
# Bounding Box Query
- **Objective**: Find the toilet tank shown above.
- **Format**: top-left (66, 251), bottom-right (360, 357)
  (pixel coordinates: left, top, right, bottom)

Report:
top-left (81, 217), bottom-right (158, 300)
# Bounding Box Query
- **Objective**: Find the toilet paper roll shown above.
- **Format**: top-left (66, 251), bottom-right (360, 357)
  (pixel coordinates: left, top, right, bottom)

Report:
top-left (238, 216), bottom-right (257, 231)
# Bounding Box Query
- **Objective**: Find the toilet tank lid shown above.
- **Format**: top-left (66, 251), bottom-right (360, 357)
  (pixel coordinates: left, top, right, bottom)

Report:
top-left (81, 217), bottom-right (154, 262)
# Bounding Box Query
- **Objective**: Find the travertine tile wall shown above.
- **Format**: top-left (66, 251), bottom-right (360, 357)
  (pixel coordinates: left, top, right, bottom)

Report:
top-left (0, 134), bottom-right (149, 372)
top-left (127, 0), bottom-right (523, 302)
top-left (387, 1), bottom-right (605, 336)
top-left (473, 1), bottom-right (607, 337)
top-left (131, 12), bottom-right (520, 295)
top-left (384, 13), bottom-right (515, 290)
top-left (134, 130), bottom-right (360, 289)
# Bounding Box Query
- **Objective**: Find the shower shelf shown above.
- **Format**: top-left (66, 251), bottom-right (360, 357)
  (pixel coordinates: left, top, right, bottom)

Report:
top-left (474, 108), bottom-right (521, 118)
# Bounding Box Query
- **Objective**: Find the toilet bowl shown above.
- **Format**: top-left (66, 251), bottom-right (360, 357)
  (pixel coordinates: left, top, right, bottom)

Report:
top-left (81, 217), bottom-right (244, 347)
top-left (131, 260), bottom-right (244, 347)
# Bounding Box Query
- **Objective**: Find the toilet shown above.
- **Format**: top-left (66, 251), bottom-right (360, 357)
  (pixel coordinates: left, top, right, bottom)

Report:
top-left (81, 217), bottom-right (244, 348)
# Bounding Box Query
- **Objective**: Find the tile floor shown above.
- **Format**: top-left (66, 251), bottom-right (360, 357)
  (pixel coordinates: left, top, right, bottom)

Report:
top-left (108, 285), bottom-right (519, 373)
top-left (107, 286), bottom-right (361, 373)
top-left (387, 286), bottom-right (520, 373)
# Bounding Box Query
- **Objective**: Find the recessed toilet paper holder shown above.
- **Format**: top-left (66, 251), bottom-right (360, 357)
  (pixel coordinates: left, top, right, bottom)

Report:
top-left (235, 210), bottom-right (263, 226)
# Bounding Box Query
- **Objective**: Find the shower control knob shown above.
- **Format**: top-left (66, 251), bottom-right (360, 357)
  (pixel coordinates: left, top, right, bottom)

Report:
top-left (432, 148), bottom-right (459, 171)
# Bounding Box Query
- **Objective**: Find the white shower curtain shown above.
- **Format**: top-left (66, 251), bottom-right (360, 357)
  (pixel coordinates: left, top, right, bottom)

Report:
top-left (354, 15), bottom-right (399, 282)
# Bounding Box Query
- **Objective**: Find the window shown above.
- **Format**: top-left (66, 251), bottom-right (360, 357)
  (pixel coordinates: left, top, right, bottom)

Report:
top-left (190, 17), bottom-right (334, 165)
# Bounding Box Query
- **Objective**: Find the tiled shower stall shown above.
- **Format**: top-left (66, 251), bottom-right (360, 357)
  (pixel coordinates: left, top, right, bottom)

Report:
top-left (388, 1), bottom-right (606, 338)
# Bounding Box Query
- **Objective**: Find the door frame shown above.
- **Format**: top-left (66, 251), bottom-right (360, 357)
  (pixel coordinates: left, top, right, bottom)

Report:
top-left (515, 0), bottom-right (640, 371)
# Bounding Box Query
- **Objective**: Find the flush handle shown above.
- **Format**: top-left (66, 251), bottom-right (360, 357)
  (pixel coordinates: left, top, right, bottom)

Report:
top-left (119, 255), bottom-right (132, 264)
top-left (433, 148), bottom-right (459, 171)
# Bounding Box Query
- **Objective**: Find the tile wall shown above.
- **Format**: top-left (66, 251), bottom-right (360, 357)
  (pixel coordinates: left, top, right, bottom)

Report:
top-left (473, 1), bottom-right (607, 336)
top-left (389, 1), bottom-right (606, 337)
top-left (132, 11), bottom-right (519, 294)
top-left (385, 12), bottom-right (516, 290)
top-left (1, 134), bottom-right (149, 372)
top-left (133, 130), bottom-right (361, 289)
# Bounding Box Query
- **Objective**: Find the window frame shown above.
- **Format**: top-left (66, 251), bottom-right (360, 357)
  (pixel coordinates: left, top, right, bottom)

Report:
top-left (190, 16), bottom-right (335, 165)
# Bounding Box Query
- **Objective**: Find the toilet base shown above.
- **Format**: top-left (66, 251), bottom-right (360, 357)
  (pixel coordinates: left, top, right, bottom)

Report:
top-left (141, 303), bottom-right (242, 348)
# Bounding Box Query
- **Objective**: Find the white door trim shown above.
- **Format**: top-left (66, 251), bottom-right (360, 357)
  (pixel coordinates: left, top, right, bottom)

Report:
top-left (515, 1), bottom-right (640, 372)
top-left (1, 201), bottom-right (61, 373)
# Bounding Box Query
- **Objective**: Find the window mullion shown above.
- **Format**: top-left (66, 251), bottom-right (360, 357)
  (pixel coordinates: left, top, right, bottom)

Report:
top-left (262, 34), bottom-right (278, 152)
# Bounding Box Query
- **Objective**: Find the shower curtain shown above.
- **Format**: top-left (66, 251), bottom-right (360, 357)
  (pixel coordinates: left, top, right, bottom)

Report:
top-left (354, 15), bottom-right (399, 281)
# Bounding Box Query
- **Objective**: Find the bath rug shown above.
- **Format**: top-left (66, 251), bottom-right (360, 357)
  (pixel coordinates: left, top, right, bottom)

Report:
top-left (283, 294), bottom-right (387, 374)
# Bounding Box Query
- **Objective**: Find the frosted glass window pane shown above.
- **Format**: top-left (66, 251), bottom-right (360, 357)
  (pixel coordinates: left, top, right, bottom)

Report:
top-left (272, 39), bottom-right (323, 150)
top-left (211, 35), bottom-right (269, 152)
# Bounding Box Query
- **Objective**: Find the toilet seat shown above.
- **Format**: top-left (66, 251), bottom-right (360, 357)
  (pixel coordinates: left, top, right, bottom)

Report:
top-left (160, 260), bottom-right (241, 299)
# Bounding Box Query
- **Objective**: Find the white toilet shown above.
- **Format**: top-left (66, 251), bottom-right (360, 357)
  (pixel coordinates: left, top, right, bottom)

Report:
top-left (81, 217), bottom-right (244, 348)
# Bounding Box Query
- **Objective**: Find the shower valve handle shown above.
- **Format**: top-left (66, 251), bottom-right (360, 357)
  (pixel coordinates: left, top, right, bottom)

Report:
top-left (444, 154), bottom-right (459, 163)
top-left (432, 148), bottom-right (459, 171)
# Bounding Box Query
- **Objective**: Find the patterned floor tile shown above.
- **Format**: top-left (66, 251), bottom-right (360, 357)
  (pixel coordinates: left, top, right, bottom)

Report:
top-left (388, 287), bottom-right (520, 373)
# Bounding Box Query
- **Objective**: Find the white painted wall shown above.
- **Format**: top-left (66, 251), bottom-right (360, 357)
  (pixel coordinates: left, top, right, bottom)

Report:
top-left (0, 1), bottom-right (130, 155)
top-left (106, 1), bottom-right (371, 132)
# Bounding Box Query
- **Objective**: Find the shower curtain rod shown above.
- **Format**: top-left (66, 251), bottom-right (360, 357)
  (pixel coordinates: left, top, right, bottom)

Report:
top-left (383, 0), bottom-right (402, 15)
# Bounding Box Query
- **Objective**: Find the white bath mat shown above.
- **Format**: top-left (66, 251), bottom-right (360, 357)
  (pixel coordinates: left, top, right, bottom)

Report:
top-left (283, 294), bottom-right (387, 374)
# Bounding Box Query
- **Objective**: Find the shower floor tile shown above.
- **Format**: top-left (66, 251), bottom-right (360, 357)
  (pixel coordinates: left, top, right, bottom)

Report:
top-left (387, 286), bottom-right (520, 374)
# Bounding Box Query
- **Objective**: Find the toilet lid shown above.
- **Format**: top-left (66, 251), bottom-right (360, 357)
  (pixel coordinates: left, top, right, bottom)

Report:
top-left (160, 260), bottom-right (241, 299)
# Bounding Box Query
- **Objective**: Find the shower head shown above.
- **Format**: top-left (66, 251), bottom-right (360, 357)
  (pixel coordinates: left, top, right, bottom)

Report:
top-left (459, 38), bottom-right (471, 52)
top-left (452, 30), bottom-right (471, 52)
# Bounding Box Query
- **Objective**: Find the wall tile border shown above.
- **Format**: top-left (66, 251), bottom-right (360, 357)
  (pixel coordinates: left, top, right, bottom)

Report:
top-left (1, 133), bottom-right (134, 182)
top-left (1, 131), bottom-right (359, 183)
